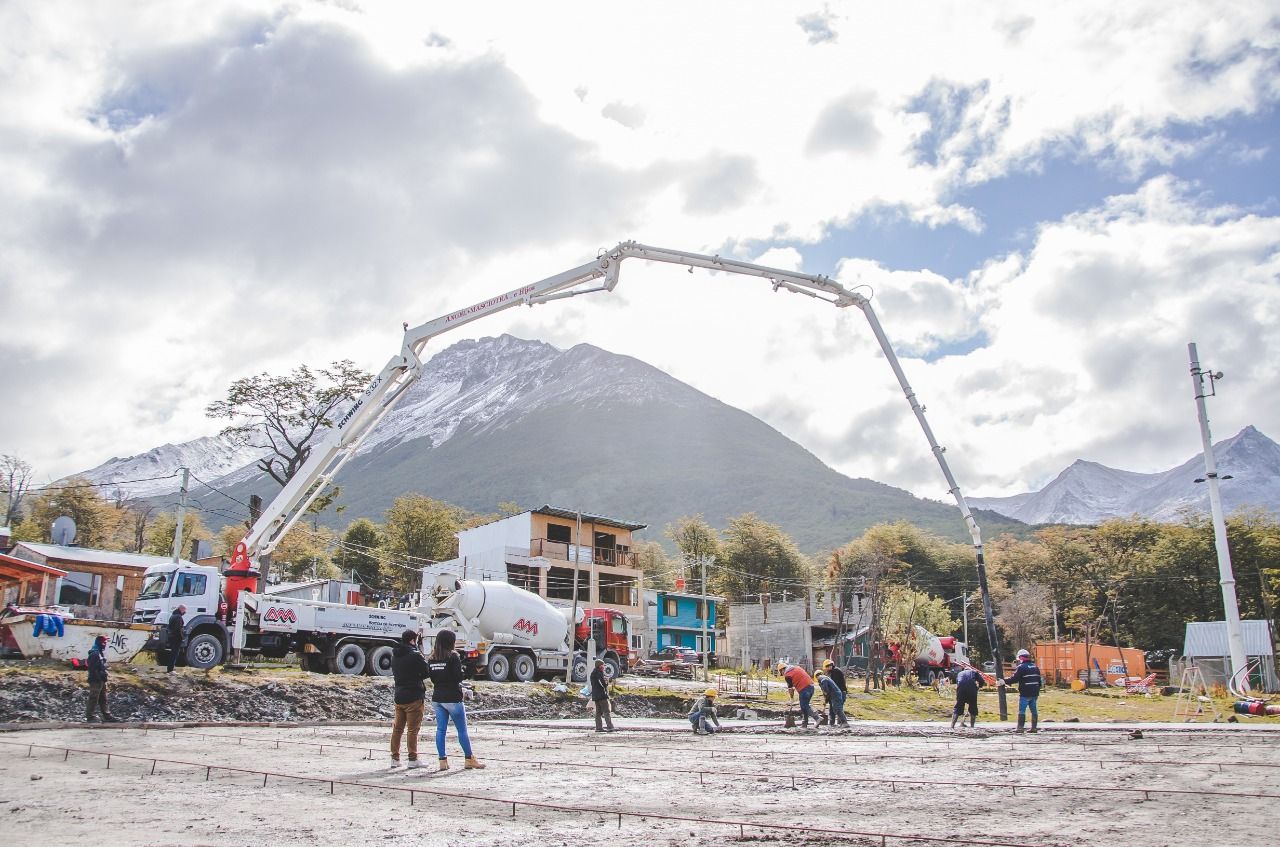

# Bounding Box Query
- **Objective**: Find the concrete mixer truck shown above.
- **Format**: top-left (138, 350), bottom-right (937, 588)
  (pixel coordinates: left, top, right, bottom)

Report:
top-left (424, 577), bottom-right (630, 682)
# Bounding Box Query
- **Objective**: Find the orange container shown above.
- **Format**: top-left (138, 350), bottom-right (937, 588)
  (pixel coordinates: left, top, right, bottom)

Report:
top-left (1033, 641), bottom-right (1146, 687)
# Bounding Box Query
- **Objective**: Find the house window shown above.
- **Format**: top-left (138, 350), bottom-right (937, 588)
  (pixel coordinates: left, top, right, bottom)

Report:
top-left (173, 572), bottom-right (208, 598)
top-left (630, 634), bottom-right (644, 651)
top-left (695, 600), bottom-right (706, 620)
top-left (546, 523), bottom-right (572, 543)
top-left (113, 575), bottom-right (125, 613)
top-left (59, 571), bottom-right (101, 606)
top-left (506, 564), bottom-right (539, 592)
top-left (599, 572), bottom-right (633, 606)
top-left (546, 566), bottom-right (588, 601)
top-left (663, 597), bottom-right (678, 617)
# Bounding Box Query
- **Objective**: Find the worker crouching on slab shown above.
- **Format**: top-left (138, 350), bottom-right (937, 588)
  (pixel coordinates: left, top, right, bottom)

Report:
top-left (778, 662), bottom-right (822, 727)
top-left (815, 670), bottom-right (849, 727)
top-left (589, 659), bottom-right (615, 733)
top-left (389, 629), bottom-right (430, 769)
top-left (427, 629), bottom-right (485, 770)
top-left (997, 649), bottom-right (1042, 733)
top-left (689, 688), bottom-right (722, 735)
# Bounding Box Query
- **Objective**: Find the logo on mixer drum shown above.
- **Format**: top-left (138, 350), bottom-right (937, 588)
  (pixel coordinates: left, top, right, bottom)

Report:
top-left (264, 607), bottom-right (297, 624)
top-left (512, 617), bottom-right (538, 636)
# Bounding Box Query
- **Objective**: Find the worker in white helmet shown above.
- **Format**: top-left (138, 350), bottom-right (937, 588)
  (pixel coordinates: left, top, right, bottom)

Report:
top-left (997, 648), bottom-right (1043, 733)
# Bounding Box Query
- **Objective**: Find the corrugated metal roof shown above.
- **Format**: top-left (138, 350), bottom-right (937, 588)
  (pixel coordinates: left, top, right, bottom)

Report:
top-left (1183, 620), bottom-right (1275, 657)
top-left (14, 542), bottom-right (198, 572)
top-left (534, 505), bottom-right (647, 532)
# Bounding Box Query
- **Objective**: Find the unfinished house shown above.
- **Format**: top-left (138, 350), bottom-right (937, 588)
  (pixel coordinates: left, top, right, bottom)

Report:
top-left (724, 589), bottom-right (871, 672)
top-left (426, 505), bottom-right (646, 619)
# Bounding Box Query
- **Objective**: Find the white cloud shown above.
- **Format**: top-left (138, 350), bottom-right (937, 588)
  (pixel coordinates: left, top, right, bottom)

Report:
top-left (0, 0), bottom-right (1277, 510)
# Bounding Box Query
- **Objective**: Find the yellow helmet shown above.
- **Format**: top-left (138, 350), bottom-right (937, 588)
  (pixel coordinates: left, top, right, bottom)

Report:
top-left (705, 688), bottom-right (717, 698)
top-left (823, 659), bottom-right (834, 669)
top-left (814, 670), bottom-right (825, 678)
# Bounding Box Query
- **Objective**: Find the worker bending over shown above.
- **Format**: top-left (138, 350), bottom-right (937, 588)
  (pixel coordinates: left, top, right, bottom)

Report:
top-left (951, 666), bottom-right (984, 728)
top-left (815, 670), bottom-right (849, 727)
top-left (998, 649), bottom-right (1042, 733)
top-left (689, 688), bottom-right (722, 735)
top-left (778, 662), bottom-right (822, 727)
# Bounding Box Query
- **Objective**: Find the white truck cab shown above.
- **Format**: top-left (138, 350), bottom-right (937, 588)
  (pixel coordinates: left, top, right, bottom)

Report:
top-left (133, 563), bottom-right (228, 668)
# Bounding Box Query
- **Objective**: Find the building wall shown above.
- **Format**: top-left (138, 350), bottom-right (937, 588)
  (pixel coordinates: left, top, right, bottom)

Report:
top-left (724, 591), bottom-right (845, 671)
top-left (458, 513), bottom-right (532, 559)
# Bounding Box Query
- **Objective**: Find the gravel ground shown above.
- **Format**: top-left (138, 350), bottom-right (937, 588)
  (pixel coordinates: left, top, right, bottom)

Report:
top-left (1, 722), bottom-right (1275, 847)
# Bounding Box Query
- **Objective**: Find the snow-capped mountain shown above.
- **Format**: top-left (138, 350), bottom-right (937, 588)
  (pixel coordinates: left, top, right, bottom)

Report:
top-left (72, 435), bottom-right (270, 499)
top-left (969, 426), bottom-right (1280, 525)
top-left (68, 335), bottom-right (1026, 551)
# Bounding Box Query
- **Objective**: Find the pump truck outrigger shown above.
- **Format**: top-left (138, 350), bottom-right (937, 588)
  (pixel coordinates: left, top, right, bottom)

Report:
top-left (144, 242), bottom-right (1003, 701)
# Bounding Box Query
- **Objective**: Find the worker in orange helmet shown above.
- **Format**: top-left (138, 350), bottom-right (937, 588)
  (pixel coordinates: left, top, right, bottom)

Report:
top-left (777, 661), bottom-right (821, 727)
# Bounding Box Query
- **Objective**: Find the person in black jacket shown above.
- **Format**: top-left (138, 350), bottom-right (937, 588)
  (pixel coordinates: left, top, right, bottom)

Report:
top-left (589, 659), bottom-right (615, 732)
top-left (85, 635), bottom-right (120, 723)
top-left (427, 629), bottom-right (484, 771)
top-left (998, 649), bottom-right (1043, 733)
top-left (165, 605), bottom-right (187, 672)
top-left (822, 659), bottom-right (847, 695)
top-left (951, 666), bottom-right (985, 728)
top-left (389, 629), bottom-right (430, 769)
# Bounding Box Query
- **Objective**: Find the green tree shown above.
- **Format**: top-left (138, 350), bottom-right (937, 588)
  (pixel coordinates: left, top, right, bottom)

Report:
top-left (382, 494), bottom-right (465, 593)
top-left (206, 359), bottom-right (372, 487)
top-left (335, 518), bottom-right (388, 589)
top-left (19, 478), bottom-right (119, 548)
top-left (879, 584), bottom-right (961, 659)
top-left (632, 539), bottom-right (674, 591)
top-left (995, 580), bottom-right (1053, 653)
top-left (666, 514), bottom-right (721, 594)
top-left (142, 511), bottom-right (211, 557)
top-left (713, 514), bottom-right (807, 603)
top-left (272, 524), bottom-right (338, 582)
top-left (1, 454), bottom-right (34, 527)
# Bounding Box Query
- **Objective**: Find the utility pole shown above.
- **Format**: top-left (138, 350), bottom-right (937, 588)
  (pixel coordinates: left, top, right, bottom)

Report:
top-left (962, 589), bottom-right (969, 646)
top-left (702, 554), bottom-right (711, 683)
top-left (170, 467), bottom-right (189, 564)
top-left (566, 510), bottom-right (583, 685)
top-left (1188, 342), bottom-right (1249, 692)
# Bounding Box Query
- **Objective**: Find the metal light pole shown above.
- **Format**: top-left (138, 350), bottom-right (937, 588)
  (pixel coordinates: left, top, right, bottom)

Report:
top-left (1187, 342), bottom-right (1249, 692)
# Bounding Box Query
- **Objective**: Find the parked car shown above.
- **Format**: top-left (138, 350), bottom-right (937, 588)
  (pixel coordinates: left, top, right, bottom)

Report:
top-left (651, 646), bottom-right (700, 663)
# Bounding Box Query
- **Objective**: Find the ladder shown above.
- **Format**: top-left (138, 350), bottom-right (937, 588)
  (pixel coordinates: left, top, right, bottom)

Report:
top-left (1172, 664), bottom-right (1222, 722)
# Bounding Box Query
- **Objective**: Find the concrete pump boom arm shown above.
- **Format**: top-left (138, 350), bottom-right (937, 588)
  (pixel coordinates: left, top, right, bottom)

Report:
top-left (229, 240), bottom-right (985, 604)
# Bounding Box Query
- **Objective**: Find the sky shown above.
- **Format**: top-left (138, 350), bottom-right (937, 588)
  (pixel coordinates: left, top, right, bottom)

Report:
top-left (1, 1), bottom-right (1278, 502)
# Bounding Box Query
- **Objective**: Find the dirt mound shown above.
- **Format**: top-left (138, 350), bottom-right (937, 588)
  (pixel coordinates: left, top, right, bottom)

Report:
top-left (0, 662), bottom-right (693, 724)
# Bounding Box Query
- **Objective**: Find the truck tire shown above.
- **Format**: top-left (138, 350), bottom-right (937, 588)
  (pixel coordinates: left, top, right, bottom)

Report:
top-left (511, 653), bottom-right (536, 682)
top-left (185, 633), bottom-right (224, 670)
top-left (487, 652), bottom-right (510, 682)
top-left (367, 645), bottom-right (395, 677)
top-left (571, 655), bottom-right (589, 683)
top-left (602, 656), bottom-right (621, 681)
top-left (335, 643), bottom-right (367, 675)
top-left (920, 668), bottom-right (935, 685)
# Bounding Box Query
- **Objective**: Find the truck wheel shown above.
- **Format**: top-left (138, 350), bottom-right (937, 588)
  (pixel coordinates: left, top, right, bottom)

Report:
top-left (335, 643), bottom-right (367, 675)
top-left (920, 668), bottom-right (935, 685)
top-left (185, 634), bottom-right (224, 670)
top-left (602, 656), bottom-right (621, 681)
top-left (367, 645), bottom-right (395, 677)
top-left (511, 653), bottom-right (536, 682)
top-left (571, 655), bottom-right (589, 683)
top-left (487, 652), bottom-right (510, 682)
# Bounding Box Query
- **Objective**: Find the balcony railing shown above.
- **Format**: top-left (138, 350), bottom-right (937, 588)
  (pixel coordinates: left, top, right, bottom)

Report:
top-left (530, 538), bottom-right (636, 569)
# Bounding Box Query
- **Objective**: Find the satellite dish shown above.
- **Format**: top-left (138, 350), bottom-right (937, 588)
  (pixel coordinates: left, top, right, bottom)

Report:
top-left (51, 516), bottom-right (77, 546)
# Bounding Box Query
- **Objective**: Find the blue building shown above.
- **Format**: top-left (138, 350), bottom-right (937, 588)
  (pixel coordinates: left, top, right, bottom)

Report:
top-left (645, 589), bottom-right (725, 657)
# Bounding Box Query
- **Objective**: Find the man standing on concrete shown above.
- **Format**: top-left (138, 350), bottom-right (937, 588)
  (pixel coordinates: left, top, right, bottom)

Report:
top-left (823, 659), bottom-right (847, 698)
top-left (589, 659), bottom-right (615, 732)
top-left (389, 629), bottom-right (429, 769)
top-left (86, 635), bottom-right (120, 723)
top-left (165, 604), bottom-right (187, 673)
top-left (778, 662), bottom-right (822, 727)
top-left (951, 666), bottom-right (985, 728)
top-left (998, 649), bottom-right (1042, 733)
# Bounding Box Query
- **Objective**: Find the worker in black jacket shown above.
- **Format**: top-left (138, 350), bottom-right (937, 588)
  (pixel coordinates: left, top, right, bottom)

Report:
top-left (951, 666), bottom-right (985, 728)
top-left (165, 605), bottom-right (187, 672)
top-left (85, 635), bottom-right (120, 723)
top-left (589, 659), bottom-right (615, 732)
top-left (822, 659), bottom-right (847, 695)
top-left (998, 649), bottom-right (1043, 733)
top-left (389, 629), bottom-right (430, 769)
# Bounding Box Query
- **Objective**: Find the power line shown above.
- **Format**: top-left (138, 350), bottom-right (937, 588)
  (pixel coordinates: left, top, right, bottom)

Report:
top-left (25, 472), bottom-right (180, 494)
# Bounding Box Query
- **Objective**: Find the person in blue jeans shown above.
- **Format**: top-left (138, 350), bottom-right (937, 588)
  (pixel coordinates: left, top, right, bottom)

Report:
top-left (998, 649), bottom-right (1042, 733)
top-left (426, 629), bottom-right (485, 770)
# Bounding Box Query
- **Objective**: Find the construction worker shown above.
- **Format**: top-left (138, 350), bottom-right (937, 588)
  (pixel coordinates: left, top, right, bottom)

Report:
top-left (951, 665), bottom-right (984, 728)
top-left (589, 658), bottom-right (615, 732)
top-left (815, 670), bottom-right (849, 727)
top-left (85, 635), bottom-right (120, 723)
top-left (998, 648), bottom-right (1043, 733)
top-left (822, 659), bottom-right (847, 696)
top-left (688, 688), bottom-right (722, 735)
top-left (777, 661), bottom-right (821, 727)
